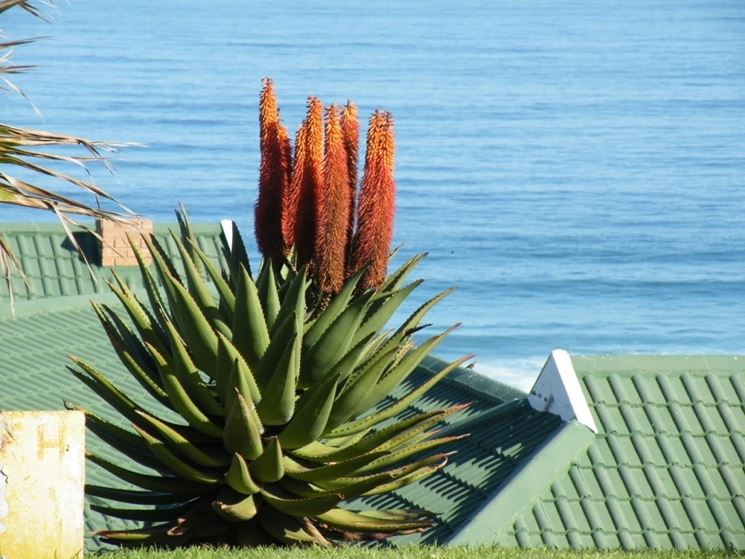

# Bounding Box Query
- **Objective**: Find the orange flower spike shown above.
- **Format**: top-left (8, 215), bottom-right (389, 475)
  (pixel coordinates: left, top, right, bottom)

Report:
top-left (278, 121), bottom-right (294, 250)
top-left (292, 96), bottom-right (325, 266)
top-left (255, 78), bottom-right (289, 260)
top-left (340, 101), bottom-right (360, 264)
top-left (352, 111), bottom-right (397, 290)
top-left (283, 122), bottom-right (305, 251)
top-left (315, 105), bottom-right (351, 295)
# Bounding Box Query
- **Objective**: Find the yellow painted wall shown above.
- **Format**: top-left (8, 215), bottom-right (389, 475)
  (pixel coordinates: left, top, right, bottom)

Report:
top-left (0, 411), bottom-right (85, 559)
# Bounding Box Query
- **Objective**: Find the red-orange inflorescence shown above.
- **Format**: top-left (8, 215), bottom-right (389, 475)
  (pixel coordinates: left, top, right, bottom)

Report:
top-left (340, 101), bottom-right (359, 266)
top-left (282, 122), bottom-right (304, 251)
top-left (351, 111), bottom-right (396, 290)
top-left (277, 122), bottom-right (293, 250)
top-left (288, 97), bottom-right (324, 267)
top-left (257, 82), bottom-right (397, 292)
top-left (255, 78), bottom-right (291, 260)
top-left (315, 105), bottom-right (352, 295)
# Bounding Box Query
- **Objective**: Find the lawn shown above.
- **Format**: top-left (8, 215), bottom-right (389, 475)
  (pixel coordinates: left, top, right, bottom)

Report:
top-left (98, 546), bottom-right (742, 559)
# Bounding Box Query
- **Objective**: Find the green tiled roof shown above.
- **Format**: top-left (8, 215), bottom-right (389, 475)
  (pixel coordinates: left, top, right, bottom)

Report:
top-left (0, 222), bottom-right (224, 306)
top-left (494, 355), bottom-right (745, 551)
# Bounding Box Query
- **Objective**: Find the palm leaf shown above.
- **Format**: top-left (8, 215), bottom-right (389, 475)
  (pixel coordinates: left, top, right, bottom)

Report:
top-left (1, 1), bottom-right (137, 309)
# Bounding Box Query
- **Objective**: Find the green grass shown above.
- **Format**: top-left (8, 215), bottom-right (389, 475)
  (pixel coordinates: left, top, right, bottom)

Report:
top-left (94, 546), bottom-right (742, 559)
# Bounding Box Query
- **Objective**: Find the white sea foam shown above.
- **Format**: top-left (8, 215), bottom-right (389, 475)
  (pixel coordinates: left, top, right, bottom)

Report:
top-left (472, 358), bottom-right (544, 393)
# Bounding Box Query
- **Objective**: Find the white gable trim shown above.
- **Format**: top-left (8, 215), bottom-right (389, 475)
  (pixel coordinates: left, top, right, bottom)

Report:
top-left (220, 219), bottom-right (234, 250)
top-left (528, 349), bottom-right (598, 433)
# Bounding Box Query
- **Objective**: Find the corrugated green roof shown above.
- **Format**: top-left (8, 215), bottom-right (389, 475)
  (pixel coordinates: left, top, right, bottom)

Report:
top-left (0, 222), bottom-right (224, 307)
top-left (357, 396), bottom-right (564, 545)
top-left (0, 301), bottom-right (154, 541)
top-left (494, 355), bottom-right (745, 551)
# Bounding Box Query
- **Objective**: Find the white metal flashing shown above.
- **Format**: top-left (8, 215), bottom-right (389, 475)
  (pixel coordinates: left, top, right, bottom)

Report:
top-left (528, 349), bottom-right (598, 433)
top-left (220, 219), bottom-right (234, 250)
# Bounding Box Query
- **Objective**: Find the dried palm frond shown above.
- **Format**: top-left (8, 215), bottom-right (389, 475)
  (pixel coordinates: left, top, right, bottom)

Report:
top-left (1, 0), bottom-right (136, 310)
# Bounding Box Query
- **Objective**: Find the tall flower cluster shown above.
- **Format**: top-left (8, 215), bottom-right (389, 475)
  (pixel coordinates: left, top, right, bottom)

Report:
top-left (255, 79), bottom-right (396, 293)
top-left (255, 78), bottom-right (291, 259)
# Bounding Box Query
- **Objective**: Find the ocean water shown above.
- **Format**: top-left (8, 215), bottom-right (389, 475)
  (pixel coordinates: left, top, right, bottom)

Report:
top-left (3, 0), bottom-right (745, 389)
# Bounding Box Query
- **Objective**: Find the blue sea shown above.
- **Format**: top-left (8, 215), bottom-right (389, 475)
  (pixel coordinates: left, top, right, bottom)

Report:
top-left (3, 0), bottom-right (745, 389)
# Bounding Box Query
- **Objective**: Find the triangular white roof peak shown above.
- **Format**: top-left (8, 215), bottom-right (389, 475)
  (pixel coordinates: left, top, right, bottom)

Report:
top-left (220, 219), bottom-right (234, 249)
top-left (528, 349), bottom-right (598, 433)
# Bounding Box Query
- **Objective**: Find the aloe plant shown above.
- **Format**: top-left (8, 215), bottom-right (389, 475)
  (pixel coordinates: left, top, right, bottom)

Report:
top-left (69, 82), bottom-right (470, 546)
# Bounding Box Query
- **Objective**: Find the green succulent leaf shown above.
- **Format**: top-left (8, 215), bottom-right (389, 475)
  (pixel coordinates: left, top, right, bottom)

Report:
top-left (217, 331), bottom-right (261, 406)
top-left (256, 328), bottom-right (299, 426)
top-left (223, 390), bottom-right (264, 461)
top-left (304, 294), bottom-right (370, 381)
top-left (90, 501), bottom-right (196, 523)
top-left (212, 489), bottom-right (259, 521)
top-left (86, 452), bottom-right (201, 493)
top-left (303, 268), bottom-right (365, 347)
top-left (317, 507), bottom-right (432, 534)
top-left (225, 452), bottom-right (261, 495)
top-left (163, 319), bottom-right (225, 417)
top-left (250, 436), bottom-right (284, 483)
top-left (259, 486), bottom-right (342, 517)
top-left (232, 264), bottom-right (270, 372)
top-left (145, 342), bottom-right (223, 438)
top-left (133, 426), bottom-right (223, 485)
top-left (385, 253), bottom-right (427, 290)
top-left (90, 302), bottom-right (169, 407)
top-left (256, 505), bottom-right (330, 546)
top-left (326, 354), bottom-right (473, 438)
top-left (256, 260), bottom-right (280, 329)
top-left (353, 279), bottom-right (423, 346)
top-left (278, 372), bottom-right (340, 450)
top-left (134, 409), bottom-right (229, 468)
top-left (283, 452), bottom-right (386, 483)
top-left (160, 271), bottom-right (220, 373)
top-left (169, 229), bottom-right (218, 318)
top-left (189, 239), bottom-right (236, 315)
top-left (86, 485), bottom-right (203, 505)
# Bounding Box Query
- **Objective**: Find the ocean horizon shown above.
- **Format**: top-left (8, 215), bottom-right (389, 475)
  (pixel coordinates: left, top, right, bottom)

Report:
top-left (3, 0), bottom-right (745, 387)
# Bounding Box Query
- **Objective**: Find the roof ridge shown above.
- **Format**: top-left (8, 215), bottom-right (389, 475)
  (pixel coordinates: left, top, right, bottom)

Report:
top-left (420, 355), bottom-right (527, 404)
top-left (447, 420), bottom-right (596, 546)
top-left (572, 354), bottom-right (745, 377)
top-left (0, 292), bottom-right (123, 320)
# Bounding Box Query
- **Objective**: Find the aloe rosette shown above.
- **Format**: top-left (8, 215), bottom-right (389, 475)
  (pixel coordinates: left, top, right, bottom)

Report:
top-left (68, 221), bottom-right (469, 546)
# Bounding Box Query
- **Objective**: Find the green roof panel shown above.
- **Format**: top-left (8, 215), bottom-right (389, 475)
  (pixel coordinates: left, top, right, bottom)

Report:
top-left (499, 355), bottom-right (745, 551)
top-left (0, 222), bottom-right (224, 306)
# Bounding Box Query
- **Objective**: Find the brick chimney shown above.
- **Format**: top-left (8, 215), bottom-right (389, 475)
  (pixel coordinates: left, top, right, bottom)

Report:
top-left (96, 218), bottom-right (153, 267)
